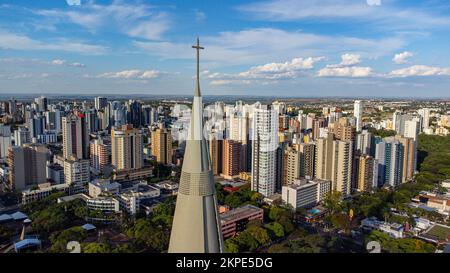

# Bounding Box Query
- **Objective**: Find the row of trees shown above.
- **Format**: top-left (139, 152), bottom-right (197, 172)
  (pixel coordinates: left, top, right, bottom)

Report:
top-left (23, 193), bottom-right (88, 236)
top-left (123, 198), bottom-right (175, 252)
top-left (267, 229), bottom-right (347, 253)
top-left (216, 183), bottom-right (263, 209)
top-left (367, 230), bottom-right (435, 253)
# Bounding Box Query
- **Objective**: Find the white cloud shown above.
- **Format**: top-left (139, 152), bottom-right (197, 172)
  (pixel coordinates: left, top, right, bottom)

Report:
top-left (317, 66), bottom-right (373, 77)
top-left (70, 62), bottom-right (85, 67)
top-left (97, 70), bottom-right (160, 79)
top-left (238, 57), bottom-right (324, 79)
top-left (66, 0), bottom-right (81, 6)
top-left (36, 1), bottom-right (170, 40)
top-left (51, 59), bottom-right (86, 67)
top-left (0, 29), bottom-right (107, 54)
top-left (237, 0), bottom-right (450, 31)
top-left (134, 28), bottom-right (406, 66)
top-left (389, 65), bottom-right (450, 77)
top-left (366, 0), bottom-right (381, 6)
top-left (339, 53), bottom-right (361, 66)
top-left (51, 59), bottom-right (66, 65)
top-left (200, 57), bottom-right (323, 85)
top-left (393, 51), bottom-right (414, 64)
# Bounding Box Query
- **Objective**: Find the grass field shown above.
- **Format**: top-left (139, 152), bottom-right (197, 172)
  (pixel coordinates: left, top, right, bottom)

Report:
top-left (425, 224), bottom-right (450, 241)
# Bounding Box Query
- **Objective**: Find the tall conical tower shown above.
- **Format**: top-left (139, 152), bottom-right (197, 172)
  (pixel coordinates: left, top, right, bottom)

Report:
top-left (168, 38), bottom-right (224, 253)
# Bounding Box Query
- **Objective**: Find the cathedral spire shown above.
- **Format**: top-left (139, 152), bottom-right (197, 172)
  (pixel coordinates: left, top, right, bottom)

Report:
top-left (168, 38), bottom-right (224, 253)
top-left (192, 37), bottom-right (204, 97)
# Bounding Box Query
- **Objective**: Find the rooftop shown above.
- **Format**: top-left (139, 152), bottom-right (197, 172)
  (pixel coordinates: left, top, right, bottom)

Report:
top-left (220, 204), bottom-right (263, 224)
top-left (57, 193), bottom-right (90, 203)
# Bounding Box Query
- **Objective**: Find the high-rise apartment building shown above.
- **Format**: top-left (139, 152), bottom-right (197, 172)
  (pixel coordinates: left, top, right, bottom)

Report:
top-left (331, 140), bottom-right (353, 196)
top-left (299, 142), bottom-right (315, 178)
top-left (283, 145), bottom-right (300, 185)
top-left (356, 154), bottom-right (378, 192)
top-left (143, 106), bottom-right (158, 126)
top-left (227, 108), bottom-right (250, 172)
top-left (34, 96), bottom-right (48, 112)
top-left (90, 138), bottom-right (110, 173)
top-left (404, 119), bottom-right (420, 141)
top-left (111, 124), bottom-right (143, 171)
top-left (8, 144), bottom-right (49, 190)
top-left (45, 109), bottom-right (62, 133)
top-left (94, 97), bottom-right (108, 111)
top-left (14, 126), bottom-right (30, 147)
top-left (375, 137), bottom-right (404, 187)
top-left (62, 112), bottom-right (90, 160)
top-left (127, 100), bottom-right (143, 128)
top-left (354, 100), bottom-right (364, 132)
top-left (251, 105), bottom-right (279, 197)
top-left (418, 108), bottom-right (430, 130)
top-left (395, 135), bottom-right (416, 183)
top-left (221, 140), bottom-right (241, 180)
top-left (151, 127), bottom-right (173, 165)
top-left (330, 118), bottom-right (356, 142)
top-left (356, 130), bottom-right (374, 156)
top-left (0, 124), bottom-right (12, 159)
top-left (28, 114), bottom-right (46, 139)
top-left (208, 130), bottom-right (223, 176)
top-left (315, 133), bottom-right (334, 181)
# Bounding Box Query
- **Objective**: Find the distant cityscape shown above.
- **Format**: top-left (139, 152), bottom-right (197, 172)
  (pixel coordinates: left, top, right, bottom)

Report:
top-left (0, 91), bottom-right (449, 253)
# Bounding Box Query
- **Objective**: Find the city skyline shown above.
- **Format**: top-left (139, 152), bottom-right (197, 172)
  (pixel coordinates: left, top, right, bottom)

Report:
top-left (1, 0), bottom-right (450, 97)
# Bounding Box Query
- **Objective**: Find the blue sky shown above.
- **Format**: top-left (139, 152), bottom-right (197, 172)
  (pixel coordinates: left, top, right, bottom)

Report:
top-left (1, 0), bottom-right (450, 97)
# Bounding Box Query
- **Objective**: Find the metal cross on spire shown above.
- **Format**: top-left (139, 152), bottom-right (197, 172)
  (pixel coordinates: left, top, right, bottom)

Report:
top-left (192, 37), bottom-right (204, 97)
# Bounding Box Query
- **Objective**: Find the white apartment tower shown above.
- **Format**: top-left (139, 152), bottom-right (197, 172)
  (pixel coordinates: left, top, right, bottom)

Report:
top-left (354, 100), bottom-right (364, 132)
top-left (251, 105), bottom-right (279, 197)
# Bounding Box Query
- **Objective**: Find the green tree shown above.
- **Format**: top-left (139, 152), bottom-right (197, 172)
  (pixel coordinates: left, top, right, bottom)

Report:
top-left (83, 242), bottom-right (112, 253)
top-left (127, 219), bottom-right (169, 252)
top-left (224, 193), bottom-right (245, 208)
top-left (112, 243), bottom-right (136, 253)
top-left (246, 226), bottom-right (271, 247)
top-left (49, 226), bottom-right (87, 253)
top-left (330, 213), bottom-right (355, 234)
top-left (32, 205), bottom-right (69, 235)
top-left (267, 243), bottom-right (290, 253)
top-left (224, 238), bottom-right (240, 253)
top-left (323, 191), bottom-right (343, 215)
top-left (268, 206), bottom-right (285, 222)
top-left (265, 222), bottom-right (285, 238)
top-left (367, 230), bottom-right (435, 253)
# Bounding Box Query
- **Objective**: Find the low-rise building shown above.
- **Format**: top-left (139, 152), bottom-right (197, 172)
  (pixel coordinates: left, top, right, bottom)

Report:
top-left (154, 180), bottom-right (179, 194)
top-left (113, 166), bottom-right (153, 181)
top-left (282, 179), bottom-right (332, 209)
top-left (415, 217), bottom-right (432, 230)
top-left (361, 217), bottom-right (404, 239)
top-left (88, 179), bottom-right (121, 198)
top-left (412, 191), bottom-right (450, 216)
top-left (57, 193), bottom-right (119, 213)
top-left (116, 182), bottom-right (161, 214)
top-left (220, 204), bottom-right (264, 238)
top-left (86, 196), bottom-right (120, 213)
top-left (21, 183), bottom-right (71, 205)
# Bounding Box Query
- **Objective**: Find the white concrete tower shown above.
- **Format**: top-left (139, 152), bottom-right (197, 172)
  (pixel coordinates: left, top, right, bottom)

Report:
top-left (169, 38), bottom-right (224, 253)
